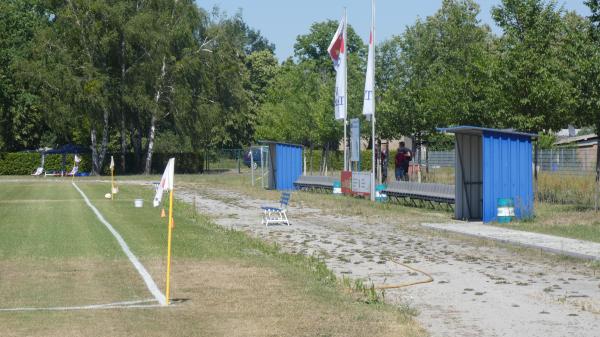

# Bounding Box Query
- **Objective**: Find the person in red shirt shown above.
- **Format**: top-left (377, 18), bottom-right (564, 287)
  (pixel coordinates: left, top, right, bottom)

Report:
top-left (394, 141), bottom-right (412, 181)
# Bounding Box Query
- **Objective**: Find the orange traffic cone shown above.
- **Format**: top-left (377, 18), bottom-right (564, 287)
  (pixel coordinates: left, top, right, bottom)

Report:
top-left (170, 218), bottom-right (175, 229)
top-left (160, 208), bottom-right (166, 218)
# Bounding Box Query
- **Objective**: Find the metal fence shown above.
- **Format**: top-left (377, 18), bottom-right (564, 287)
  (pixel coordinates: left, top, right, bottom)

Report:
top-left (425, 148), bottom-right (597, 175)
top-left (204, 149), bottom-right (245, 173)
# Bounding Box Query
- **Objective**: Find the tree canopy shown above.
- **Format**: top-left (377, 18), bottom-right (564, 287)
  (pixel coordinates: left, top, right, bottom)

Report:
top-left (0, 0), bottom-right (598, 174)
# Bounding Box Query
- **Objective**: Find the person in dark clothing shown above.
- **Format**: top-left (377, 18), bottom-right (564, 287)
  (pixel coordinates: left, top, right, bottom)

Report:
top-left (394, 141), bottom-right (412, 181)
top-left (381, 144), bottom-right (389, 183)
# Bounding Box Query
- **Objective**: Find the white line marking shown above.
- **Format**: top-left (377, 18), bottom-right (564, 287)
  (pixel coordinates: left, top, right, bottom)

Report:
top-left (72, 182), bottom-right (167, 305)
top-left (0, 299), bottom-right (167, 312)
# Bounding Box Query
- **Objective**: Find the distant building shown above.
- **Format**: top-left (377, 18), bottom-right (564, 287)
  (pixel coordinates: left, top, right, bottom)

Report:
top-left (554, 133), bottom-right (598, 171)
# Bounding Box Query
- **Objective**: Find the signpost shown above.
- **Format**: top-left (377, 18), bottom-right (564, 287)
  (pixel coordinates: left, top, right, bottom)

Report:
top-left (350, 118), bottom-right (360, 164)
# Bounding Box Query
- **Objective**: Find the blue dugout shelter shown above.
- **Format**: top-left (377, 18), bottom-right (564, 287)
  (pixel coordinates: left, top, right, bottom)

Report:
top-left (260, 141), bottom-right (303, 191)
top-left (438, 126), bottom-right (537, 223)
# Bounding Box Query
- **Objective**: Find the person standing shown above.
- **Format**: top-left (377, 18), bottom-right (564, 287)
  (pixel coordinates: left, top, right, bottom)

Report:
top-left (395, 141), bottom-right (412, 181)
top-left (381, 144), bottom-right (389, 183)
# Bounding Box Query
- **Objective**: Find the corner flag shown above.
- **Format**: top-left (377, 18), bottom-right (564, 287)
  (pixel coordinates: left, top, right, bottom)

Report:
top-left (153, 158), bottom-right (175, 207)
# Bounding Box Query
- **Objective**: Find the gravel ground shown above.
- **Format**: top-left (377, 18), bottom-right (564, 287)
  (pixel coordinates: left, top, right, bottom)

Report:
top-left (177, 186), bottom-right (600, 337)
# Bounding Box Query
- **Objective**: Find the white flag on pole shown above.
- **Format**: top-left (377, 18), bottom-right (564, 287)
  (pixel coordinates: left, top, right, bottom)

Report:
top-left (362, 5), bottom-right (375, 116)
top-left (110, 156), bottom-right (115, 171)
top-left (328, 16), bottom-right (347, 120)
top-left (153, 158), bottom-right (175, 207)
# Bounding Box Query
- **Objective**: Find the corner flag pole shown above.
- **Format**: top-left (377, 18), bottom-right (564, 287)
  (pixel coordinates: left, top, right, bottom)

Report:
top-left (165, 188), bottom-right (174, 305)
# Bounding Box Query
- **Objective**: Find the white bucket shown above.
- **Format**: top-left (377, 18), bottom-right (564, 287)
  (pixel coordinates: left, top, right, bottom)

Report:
top-left (134, 199), bottom-right (144, 208)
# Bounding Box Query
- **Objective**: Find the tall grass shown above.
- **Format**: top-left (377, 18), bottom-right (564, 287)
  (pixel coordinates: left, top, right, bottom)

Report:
top-left (536, 172), bottom-right (597, 207)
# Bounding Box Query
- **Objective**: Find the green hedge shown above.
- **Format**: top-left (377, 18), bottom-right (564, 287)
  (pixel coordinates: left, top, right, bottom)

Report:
top-left (0, 152), bottom-right (40, 175)
top-left (0, 152), bottom-right (203, 175)
top-left (0, 152), bottom-right (93, 175)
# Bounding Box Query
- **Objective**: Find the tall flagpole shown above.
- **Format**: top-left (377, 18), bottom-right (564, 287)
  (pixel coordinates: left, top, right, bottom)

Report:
top-left (370, 0), bottom-right (376, 201)
top-left (343, 7), bottom-right (348, 171)
top-left (165, 188), bottom-right (174, 305)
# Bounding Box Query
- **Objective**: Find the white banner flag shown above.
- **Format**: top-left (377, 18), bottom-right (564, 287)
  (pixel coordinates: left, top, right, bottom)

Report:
top-left (328, 16), bottom-right (347, 120)
top-left (153, 158), bottom-right (175, 207)
top-left (362, 6), bottom-right (375, 116)
top-left (110, 156), bottom-right (115, 171)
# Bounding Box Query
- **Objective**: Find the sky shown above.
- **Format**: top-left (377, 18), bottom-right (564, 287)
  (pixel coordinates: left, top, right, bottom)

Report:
top-left (199, 1), bottom-right (592, 61)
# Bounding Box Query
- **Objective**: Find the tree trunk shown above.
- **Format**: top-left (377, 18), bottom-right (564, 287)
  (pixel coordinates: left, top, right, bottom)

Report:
top-left (120, 34), bottom-right (127, 173)
top-left (120, 113), bottom-right (127, 173)
top-left (144, 56), bottom-right (167, 175)
top-left (309, 143), bottom-right (313, 175)
top-left (594, 131), bottom-right (600, 212)
top-left (89, 108), bottom-right (109, 176)
top-left (130, 127), bottom-right (142, 172)
top-left (91, 127), bottom-right (98, 175)
top-left (144, 114), bottom-right (157, 175)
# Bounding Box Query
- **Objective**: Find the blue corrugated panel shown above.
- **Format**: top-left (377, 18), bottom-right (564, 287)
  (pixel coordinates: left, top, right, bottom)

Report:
top-left (275, 143), bottom-right (302, 190)
top-left (482, 131), bottom-right (533, 222)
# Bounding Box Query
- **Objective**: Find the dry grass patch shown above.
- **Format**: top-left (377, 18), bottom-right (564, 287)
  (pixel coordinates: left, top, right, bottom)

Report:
top-left (0, 258), bottom-right (149, 308)
top-left (0, 259), bottom-right (425, 337)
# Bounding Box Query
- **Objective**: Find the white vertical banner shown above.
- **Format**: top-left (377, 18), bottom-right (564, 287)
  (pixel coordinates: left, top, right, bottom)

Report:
top-left (328, 15), bottom-right (347, 120)
top-left (362, 5), bottom-right (375, 117)
top-left (363, 0), bottom-right (376, 201)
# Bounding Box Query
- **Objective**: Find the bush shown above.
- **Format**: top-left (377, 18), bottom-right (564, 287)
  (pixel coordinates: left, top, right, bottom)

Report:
top-left (0, 152), bottom-right (40, 175)
top-left (0, 151), bottom-right (202, 175)
top-left (0, 152), bottom-right (93, 175)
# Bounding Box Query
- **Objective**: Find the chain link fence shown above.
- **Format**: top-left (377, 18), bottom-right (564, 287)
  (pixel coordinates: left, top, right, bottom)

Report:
top-left (423, 148), bottom-right (598, 208)
top-left (424, 148), bottom-right (597, 174)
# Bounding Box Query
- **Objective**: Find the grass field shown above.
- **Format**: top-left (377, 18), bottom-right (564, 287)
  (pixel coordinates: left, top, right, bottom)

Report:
top-left (0, 178), bottom-right (424, 337)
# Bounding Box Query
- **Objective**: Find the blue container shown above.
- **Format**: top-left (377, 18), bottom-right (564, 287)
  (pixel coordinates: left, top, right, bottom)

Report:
top-left (375, 184), bottom-right (387, 202)
top-left (333, 180), bottom-right (342, 194)
top-left (497, 198), bottom-right (515, 223)
top-left (262, 141), bottom-right (303, 190)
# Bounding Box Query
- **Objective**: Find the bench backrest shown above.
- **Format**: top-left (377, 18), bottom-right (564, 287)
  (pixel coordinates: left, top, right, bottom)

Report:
top-left (386, 181), bottom-right (454, 197)
top-left (280, 192), bottom-right (291, 208)
top-left (295, 175), bottom-right (335, 186)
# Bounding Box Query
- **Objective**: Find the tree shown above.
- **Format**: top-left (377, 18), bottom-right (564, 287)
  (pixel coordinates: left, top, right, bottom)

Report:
top-left (378, 0), bottom-right (497, 145)
top-left (0, 0), bottom-right (47, 151)
top-left (583, 0), bottom-right (600, 209)
top-left (492, 0), bottom-right (580, 132)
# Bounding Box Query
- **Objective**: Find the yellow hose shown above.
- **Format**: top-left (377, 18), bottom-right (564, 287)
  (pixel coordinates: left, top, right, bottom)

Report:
top-left (373, 260), bottom-right (434, 290)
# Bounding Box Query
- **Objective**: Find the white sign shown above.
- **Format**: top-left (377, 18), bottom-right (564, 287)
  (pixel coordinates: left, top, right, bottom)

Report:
top-left (350, 118), bottom-right (360, 162)
top-left (352, 171), bottom-right (371, 194)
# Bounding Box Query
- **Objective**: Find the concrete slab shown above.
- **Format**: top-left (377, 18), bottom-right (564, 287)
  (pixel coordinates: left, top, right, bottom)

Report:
top-left (423, 222), bottom-right (600, 261)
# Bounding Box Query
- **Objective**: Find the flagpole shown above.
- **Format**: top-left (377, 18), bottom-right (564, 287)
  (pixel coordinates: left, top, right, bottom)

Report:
top-left (165, 188), bottom-right (174, 305)
top-left (343, 7), bottom-right (348, 172)
top-left (370, 0), bottom-right (376, 201)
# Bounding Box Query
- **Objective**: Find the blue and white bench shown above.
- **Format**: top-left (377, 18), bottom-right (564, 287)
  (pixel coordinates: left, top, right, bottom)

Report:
top-left (261, 192), bottom-right (291, 226)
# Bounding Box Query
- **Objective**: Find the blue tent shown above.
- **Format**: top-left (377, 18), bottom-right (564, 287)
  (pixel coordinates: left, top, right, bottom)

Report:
top-left (42, 144), bottom-right (90, 173)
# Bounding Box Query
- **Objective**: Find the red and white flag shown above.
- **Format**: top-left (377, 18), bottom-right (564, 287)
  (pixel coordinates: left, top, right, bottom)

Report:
top-left (328, 16), bottom-right (347, 120)
top-left (363, 1), bottom-right (375, 117)
top-left (153, 158), bottom-right (175, 207)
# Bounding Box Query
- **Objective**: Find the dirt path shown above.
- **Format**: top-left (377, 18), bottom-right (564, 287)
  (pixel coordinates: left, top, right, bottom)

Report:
top-left (177, 186), bottom-right (600, 337)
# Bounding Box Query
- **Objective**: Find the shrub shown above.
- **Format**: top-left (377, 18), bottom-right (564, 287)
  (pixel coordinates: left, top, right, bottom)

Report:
top-left (0, 152), bottom-right (202, 175)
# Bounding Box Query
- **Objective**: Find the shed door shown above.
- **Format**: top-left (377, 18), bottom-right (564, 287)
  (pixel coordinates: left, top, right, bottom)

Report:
top-left (455, 133), bottom-right (483, 220)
